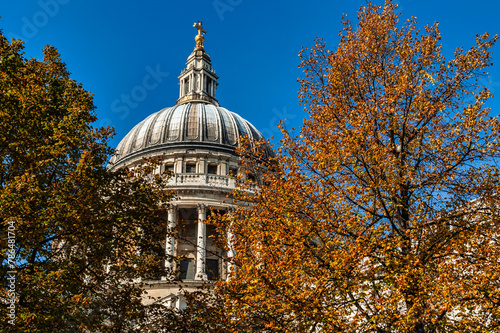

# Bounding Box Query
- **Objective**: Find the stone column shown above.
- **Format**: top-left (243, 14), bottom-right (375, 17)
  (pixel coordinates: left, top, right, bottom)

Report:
top-left (164, 204), bottom-right (177, 276)
top-left (226, 207), bottom-right (236, 280)
top-left (195, 204), bottom-right (208, 280)
top-left (226, 228), bottom-right (236, 280)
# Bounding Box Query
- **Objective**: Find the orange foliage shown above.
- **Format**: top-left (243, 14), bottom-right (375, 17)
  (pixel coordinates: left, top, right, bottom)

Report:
top-left (219, 1), bottom-right (500, 332)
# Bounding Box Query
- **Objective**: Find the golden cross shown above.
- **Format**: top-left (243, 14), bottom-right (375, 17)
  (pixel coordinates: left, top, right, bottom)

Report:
top-left (193, 21), bottom-right (206, 36)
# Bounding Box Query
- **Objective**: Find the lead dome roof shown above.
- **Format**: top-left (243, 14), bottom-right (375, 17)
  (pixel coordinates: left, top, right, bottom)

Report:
top-left (109, 103), bottom-right (266, 166)
top-left (109, 22), bottom-right (270, 167)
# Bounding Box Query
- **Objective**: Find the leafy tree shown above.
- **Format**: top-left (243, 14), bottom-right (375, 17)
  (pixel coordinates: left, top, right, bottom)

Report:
top-left (140, 284), bottom-right (230, 333)
top-left (220, 1), bottom-right (500, 332)
top-left (0, 32), bottom-right (174, 332)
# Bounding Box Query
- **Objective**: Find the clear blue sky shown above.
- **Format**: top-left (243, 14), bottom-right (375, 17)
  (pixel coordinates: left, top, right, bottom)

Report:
top-left (1, 0), bottom-right (499, 149)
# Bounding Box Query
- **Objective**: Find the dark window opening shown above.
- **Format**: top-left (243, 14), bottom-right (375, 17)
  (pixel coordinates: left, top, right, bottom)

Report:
top-left (205, 77), bottom-right (212, 94)
top-left (229, 168), bottom-right (238, 177)
top-left (248, 173), bottom-right (256, 182)
top-left (185, 163), bottom-right (196, 173)
top-left (207, 164), bottom-right (218, 175)
top-left (179, 208), bottom-right (197, 240)
top-left (206, 223), bottom-right (220, 248)
top-left (206, 259), bottom-right (219, 280)
top-left (179, 258), bottom-right (195, 280)
top-left (165, 164), bottom-right (174, 174)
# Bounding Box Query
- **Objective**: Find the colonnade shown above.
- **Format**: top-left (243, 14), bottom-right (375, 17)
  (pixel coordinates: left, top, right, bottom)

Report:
top-left (165, 204), bottom-right (234, 280)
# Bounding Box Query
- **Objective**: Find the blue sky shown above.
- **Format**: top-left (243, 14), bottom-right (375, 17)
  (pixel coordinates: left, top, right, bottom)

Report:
top-left (1, 0), bottom-right (499, 149)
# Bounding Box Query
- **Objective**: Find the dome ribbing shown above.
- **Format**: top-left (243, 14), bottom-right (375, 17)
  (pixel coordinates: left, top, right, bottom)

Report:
top-left (109, 103), bottom-right (265, 165)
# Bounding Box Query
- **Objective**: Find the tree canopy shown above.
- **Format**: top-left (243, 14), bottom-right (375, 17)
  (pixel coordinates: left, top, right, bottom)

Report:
top-left (0, 32), bottom-right (173, 332)
top-left (217, 1), bottom-right (500, 332)
top-left (3, 1), bottom-right (500, 332)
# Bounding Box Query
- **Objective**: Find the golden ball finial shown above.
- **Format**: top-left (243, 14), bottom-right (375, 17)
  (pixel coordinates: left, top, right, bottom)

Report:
top-left (193, 21), bottom-right (206, 50)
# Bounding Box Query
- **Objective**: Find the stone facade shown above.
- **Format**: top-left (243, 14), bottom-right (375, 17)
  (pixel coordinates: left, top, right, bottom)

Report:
top-left (109, 22), bottom-right (267, 309)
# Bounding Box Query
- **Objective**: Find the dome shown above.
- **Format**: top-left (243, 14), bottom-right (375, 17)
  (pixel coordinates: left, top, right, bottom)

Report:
top-left (109, 21), bottom-right (272, 169)
top-left (109, 102), bottom-right (265, 166)
top-left (109, 22), bottom-right (270, 308)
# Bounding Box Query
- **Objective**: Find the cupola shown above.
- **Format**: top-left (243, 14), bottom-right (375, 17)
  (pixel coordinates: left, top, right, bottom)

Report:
top-left (176, 21), bottom-right (219, 106)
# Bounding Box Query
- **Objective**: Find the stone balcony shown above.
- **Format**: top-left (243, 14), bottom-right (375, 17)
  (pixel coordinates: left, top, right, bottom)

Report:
top-left (167, 173), bottom-right (236, 191)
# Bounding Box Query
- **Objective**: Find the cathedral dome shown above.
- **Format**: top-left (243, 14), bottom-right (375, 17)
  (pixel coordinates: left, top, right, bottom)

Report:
top-left (109, 21), bottom-right (268, 305)
top-left (109, 102), bottom-right (265, 165)
top-left (109, 22), bottom-right (272, 169)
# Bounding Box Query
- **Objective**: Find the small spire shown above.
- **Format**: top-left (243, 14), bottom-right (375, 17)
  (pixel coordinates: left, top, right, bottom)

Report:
top-left (193, 21), bottom-right (206, 50)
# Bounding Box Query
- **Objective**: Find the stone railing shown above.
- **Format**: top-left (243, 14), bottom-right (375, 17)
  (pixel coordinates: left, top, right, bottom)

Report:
top-left (167, 173), bottom-right (236, 190)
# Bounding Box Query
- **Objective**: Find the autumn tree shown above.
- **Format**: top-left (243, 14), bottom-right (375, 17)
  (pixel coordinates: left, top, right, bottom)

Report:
top-left (0, 32), bottom-right (174, 332)
top-left (219, 1), bottom-right (500, 332)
